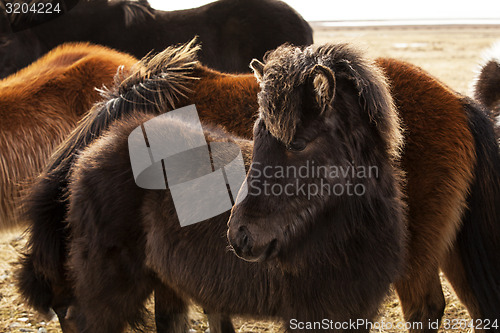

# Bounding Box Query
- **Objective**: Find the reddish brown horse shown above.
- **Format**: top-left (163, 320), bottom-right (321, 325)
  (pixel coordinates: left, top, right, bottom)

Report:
top-left (18, 42), bottom-right (500, 332)
top-left (0, 42), bottom-right (137, 230)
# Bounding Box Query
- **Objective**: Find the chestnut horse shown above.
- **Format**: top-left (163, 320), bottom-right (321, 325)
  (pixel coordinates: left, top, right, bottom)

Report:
top-left (472, 41), bottom-right (500, 138)
top-left (19, 42), bottom-right (500, 331)
top-left (0, 42), bottom-right (136, 229)
top-left (1, 0), bottom-right (313, 78)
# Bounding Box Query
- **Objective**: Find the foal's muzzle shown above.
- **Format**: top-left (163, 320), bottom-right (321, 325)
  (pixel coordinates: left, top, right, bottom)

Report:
top-left (227, 216), bottom-right (280, 262)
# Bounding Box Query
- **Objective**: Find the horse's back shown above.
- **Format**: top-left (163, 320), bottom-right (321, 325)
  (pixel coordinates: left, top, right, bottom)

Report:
top-left (0, 42), bottom-right (137, 230)
top-left (200, 0), bottom-right (313, 72)
top-left (0, 43), bottom-right (137, 144)
top-left (131, 0), bottom-right (313, 72)
top-left (4, 0), bottom-right (312, 76)
top-left (191, 66), bottom-right (259, 138)
top-left (1, 42), bottom-right (135, 92)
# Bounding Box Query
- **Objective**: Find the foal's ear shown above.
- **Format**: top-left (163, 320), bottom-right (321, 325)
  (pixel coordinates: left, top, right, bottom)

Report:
top-left (250, 59), bottom-right (265, 82)
top-left (310, 64), bottom-right (336, 114)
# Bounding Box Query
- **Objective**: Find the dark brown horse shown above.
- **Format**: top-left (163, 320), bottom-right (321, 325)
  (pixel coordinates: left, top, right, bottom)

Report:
top-left (17, 40), bottom-right (259, 333)
top-left (0, 42), bottom-right (137, 230)
top-left (1, 0), bottom-right (313, 78)
top-left (229, 44), bottom-right (500, 331)
top-left (472, 41), bottom-right (500, 138)
top-left (51, 93), bottom-right (404, 332)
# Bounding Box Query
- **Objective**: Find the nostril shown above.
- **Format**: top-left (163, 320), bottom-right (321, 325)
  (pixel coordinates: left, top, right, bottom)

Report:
top-left (242, 233), bottom-right (248, 247)
top-left (236, 225), bottom-right (252, 255)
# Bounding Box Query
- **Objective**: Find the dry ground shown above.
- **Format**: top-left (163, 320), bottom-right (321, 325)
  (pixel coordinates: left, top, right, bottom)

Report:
top-left (1, 25), bottom-right (499, 332)
top-left (312, 24), bottom-right (500, 95)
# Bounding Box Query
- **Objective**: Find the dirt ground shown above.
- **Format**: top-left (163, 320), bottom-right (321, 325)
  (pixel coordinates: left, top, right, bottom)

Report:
top-left (1, 25), bottom-right (499, 332)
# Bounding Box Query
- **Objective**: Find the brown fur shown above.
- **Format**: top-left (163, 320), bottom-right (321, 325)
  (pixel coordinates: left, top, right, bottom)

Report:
top-left (19, 42), bottom-right (500, 332)
top-left (17, 40), bottom-right (257, 332)
top-left (27, 43), bottom-right (408, 332)
top-left (229, 45), bottom-right (499, 331)
top-left (472, 40), bottom-right (500, 113)
top-left (473, 59), bottom-right (500, 114)
top-left (376, 58), bottom-right (479, 327)
top-left (191, 67), bottom-right (260, 139)
top-left (0, 42), bottom-right (136, 229)
top-left (229, 43), bottom-right (407, 329)
top-left (471, 51), bottom-right (500, 139)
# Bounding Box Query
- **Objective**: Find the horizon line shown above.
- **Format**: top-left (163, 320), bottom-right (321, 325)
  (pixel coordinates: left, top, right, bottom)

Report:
top-left (309, 18), bottom-right (500, 27)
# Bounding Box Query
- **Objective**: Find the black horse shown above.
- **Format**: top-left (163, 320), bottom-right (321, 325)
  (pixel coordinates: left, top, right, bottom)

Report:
top-left (0, 0), bottom-right (313, 78)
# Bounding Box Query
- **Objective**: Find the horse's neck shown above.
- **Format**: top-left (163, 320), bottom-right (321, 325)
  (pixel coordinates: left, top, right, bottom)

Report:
top-left (192, 67), bottom-right (259, 139)
top-left (278, 191), bottom-right (397, 271)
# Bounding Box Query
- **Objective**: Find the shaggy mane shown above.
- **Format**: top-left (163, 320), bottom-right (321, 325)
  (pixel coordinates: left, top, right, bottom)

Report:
top-left (101, 38), bottom-right (199, 112)
top-left (49, 38), bottom-right (200, 177)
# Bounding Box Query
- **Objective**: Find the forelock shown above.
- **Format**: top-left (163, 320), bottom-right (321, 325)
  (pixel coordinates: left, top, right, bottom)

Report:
top-left (254, 43), bottom-right (402, 165)
top-left (256, 44), bottom-right (364, 144)
top-left (257, 45), bottom-right (318, 144)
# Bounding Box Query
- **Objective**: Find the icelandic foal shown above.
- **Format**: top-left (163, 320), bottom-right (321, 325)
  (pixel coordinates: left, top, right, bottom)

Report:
top-left (63, 105), bottom-right (404, 332)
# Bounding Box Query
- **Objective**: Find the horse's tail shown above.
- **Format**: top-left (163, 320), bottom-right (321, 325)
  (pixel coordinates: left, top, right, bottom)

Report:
top-left (17, 39), bottom-right (200, 312)
top-left (472, 41), bottom-right (500, 119)
top-left (455, 99), bottom-right (500, 323)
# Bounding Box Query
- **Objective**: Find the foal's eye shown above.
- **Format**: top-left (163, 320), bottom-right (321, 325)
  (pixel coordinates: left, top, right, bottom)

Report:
top-left (287, 138), bottom-right (307, 152)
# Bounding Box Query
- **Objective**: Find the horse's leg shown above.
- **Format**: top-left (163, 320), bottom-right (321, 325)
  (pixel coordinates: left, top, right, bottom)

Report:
top-left (50, 283), bottom-right (79, 333)
top-left (394, 179), bottom-right (470, 332)
top-left (206, 313), bottom-right (235, 333)
top-left (394, 266), bottom-right (445, 333)
top-left (154, 284), bottom-right (188, 333)
top-left (54, 306), bottom-right (79, 333)
top-left (69, 240), bottom-right (156, 333)
top-left (441, 245), bottom-right (482, 321)
top-left (72, 269), bottom-right (154, 333)
top-left (155, 288), bottom-right (232, 333)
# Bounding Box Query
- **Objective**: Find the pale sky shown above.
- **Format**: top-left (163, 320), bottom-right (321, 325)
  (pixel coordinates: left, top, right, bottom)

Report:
top-left (148, 0), bottom-right (500, 22)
